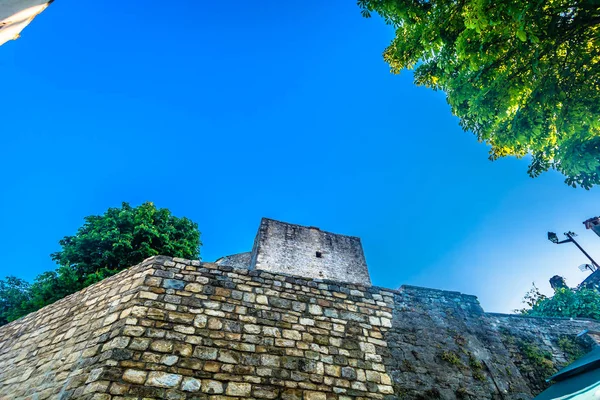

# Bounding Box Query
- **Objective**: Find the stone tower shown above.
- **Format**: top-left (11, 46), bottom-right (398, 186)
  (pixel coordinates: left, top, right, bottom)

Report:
top-left (216, 218), bottom-right (371, 285)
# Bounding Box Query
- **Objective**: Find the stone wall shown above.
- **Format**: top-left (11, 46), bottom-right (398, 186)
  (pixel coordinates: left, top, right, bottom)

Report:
top-left (1, 256), bottom-right (599, 400)
top-left (383, 286), bottom-right (599, 399)
top-left (250, 218), bottom-right (371, 286)
top-left (0, 259), bottom-right (154, 400)
top-left (383, 286), bottom-right (531, 399)
top-left (215, 252), bottom-right (252, 269)
top-left (490, 313), bottom-right (598, 394)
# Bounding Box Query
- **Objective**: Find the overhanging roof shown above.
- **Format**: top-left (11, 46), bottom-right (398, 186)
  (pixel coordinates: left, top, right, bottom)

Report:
top-left (549, 347), bottom-right (600, 382)
top-left (535, 346), bottom-right (600, 399)
top-left (0, 0), bottom-right (52, 46)
top-left (534, 368), bottom-right (600, 400)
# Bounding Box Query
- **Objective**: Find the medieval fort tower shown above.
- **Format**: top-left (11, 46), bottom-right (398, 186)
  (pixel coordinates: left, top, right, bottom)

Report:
top-left (216, 218), bottom-right (371, 286)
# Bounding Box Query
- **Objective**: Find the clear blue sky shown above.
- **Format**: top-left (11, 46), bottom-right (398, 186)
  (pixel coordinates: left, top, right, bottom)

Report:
top-left (1, 0), bottom-right (599, 313)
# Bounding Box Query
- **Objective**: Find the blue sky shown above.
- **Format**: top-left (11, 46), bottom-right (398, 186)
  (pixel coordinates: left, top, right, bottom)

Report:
top-left (1, 0), bottom-right (599, 313)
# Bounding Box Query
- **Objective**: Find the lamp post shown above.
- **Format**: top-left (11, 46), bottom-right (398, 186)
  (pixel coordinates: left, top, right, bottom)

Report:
top-left (547, 231), bottom-right (600, 271)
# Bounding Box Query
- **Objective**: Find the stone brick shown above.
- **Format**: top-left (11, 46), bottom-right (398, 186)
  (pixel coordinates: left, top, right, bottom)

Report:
top-left (282, 389), bottom-right (303, 400)
top-left (123, 369), bottom-right (147, 384)
top-left (244, 324), bottom-right (261, 334)
top-left (341, 367), bottom-right (357, 380)
top-left (122, 326), bottom-right (146, 337)
top-left (150, 340), bottom-right (174, 353)
top-left (194, 346), bottom-right (218, 360)
top-left (181, 377), bottom-right (202, 392)
top-left (269, 297), bottom-right (291, 309)
top-left (163, 279), bottom-right (186, 290)
top-left (253, 385), bottom-right (280, 399)
top-left (204, 361), bottom-right (221, 372)
top-left (218, 350), bottom-right (240, 364)
top-left (202, 380), bottom-right (224, 394)
top-left (208, 318), bottom-right (223, 330)
top-left (226, 382), bottom-right (251, 396)
top-left (194, 314), bottom-right (207, 328)
top-left (129, 337), bottom-right (151, 351)
top-left (173, 342), bottom-right (193, 357)
top-left (263, 327), bottom-right (281, 337)
top-left (304, 391), bottom-right (327, 400)
top-left (146, 371), bottom-right (183, 388)
top-left (324, 365), bottom-right (341, 377)
top-left (161, 355), bottom-right (179, 366)
top-left (185, 283), bottom-right (203, 293)
top-left (308, 305), bottom-right (322, 315)
top-left (283, 330), bottom-right (302, 340)
top-left (168, 312), bottom-right (194, 324)
top-left (261, 354), bottom-right (280, 367)
top-left (109, 382), bottom-right (128, 395)
top-left (299, 318), bottom-right (315, 326)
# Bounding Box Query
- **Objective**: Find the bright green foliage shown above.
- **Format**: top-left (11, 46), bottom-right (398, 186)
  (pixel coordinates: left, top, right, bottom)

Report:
top-left (359, 0), bottom-right (600, 188)
top-left (518, 339), bottom-right (555, 376)
top-left (557, 336), bottom-right (586, 362)
top-left (518, 284), bottom-right (600, 319)
top-left (0, 202), bottom-right (201, 325)
top-left (0, 277), bottom-right (33, 325)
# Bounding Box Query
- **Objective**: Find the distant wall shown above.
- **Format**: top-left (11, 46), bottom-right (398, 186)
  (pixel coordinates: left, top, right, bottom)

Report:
top-left (383, 286), bottom-right (532, 399)
top-left (250, 218), bottom-right (371, 285)
top-left (215, 252), bottom-right (251, 268)
top-left (1, 256), bottom-right (598, 400)
top-left (490, 313), bottom-right (597, 394)
top-left (383, 286), bottom-right (599, 399)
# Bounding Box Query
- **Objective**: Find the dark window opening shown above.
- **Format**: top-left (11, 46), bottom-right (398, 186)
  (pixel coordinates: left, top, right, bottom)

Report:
top-left (316, 251), bottom-right (322, 258)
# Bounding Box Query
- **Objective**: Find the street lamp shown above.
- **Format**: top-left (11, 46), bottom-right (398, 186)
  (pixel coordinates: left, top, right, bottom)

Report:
top-left (548, 232), bottom-right (560, 244)
top-left (547, 231), bottom-right (600, 271)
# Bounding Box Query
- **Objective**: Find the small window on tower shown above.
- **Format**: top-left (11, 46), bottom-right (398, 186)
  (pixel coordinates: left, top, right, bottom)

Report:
top-left (316, 251), bottom-right (322, 258)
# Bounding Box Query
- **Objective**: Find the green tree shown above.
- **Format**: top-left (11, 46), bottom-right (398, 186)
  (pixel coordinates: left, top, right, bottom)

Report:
top-left (0, 277), bottom-right (33, 325)
top-left (0, 202), bottom-right (201, 325)
top-left (359, 0), bottom-right (600, 188)
top-left (518, 283), bottom-right (600, 320)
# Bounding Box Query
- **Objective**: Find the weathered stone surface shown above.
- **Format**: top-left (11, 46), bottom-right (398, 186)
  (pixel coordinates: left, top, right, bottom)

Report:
top-left (146, 371), bottom-right (183, 388)
top-left (181, 377), bottom-right (201, 392)
top-left (247, 218), bottom-right (372, 285)
top-left (202, 379), bottom-right (224, 394)
top-left (226, 382), bottom-right (251, 396)
top-left (0, 256), bottom-right (156, 400)
top-left (304, 391), bottom-right (327, 400)
top-left (1, 255), bottom-right (598, 400)
top-left (123, 369), bottom-right (147, 384)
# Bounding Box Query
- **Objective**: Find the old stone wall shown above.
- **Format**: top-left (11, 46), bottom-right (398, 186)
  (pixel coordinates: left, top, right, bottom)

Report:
top-left (215, 252), bottom-right (252, 269)
top-left (383, 287), bottom-right (599, 399)
top-left (383, 286), bottom-right (532, 399)
top-left (489, 313), bottom-right (598, 394)
top-left (1, 256), bottom-right (599, 400)
top-left (250, 218), bottom-right (371, 286)
top-left (0, 258), bottom-right (155, 400)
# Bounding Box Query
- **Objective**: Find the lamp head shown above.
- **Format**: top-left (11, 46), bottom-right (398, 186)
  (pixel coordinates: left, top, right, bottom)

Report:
top-left (548, 232), bottom-right (559, 244)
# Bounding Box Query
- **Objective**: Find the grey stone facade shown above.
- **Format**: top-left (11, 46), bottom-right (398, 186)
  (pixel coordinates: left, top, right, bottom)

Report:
top-left (383, 286), bottom-right (598, 399)
top-left (249, 218), bottom-right (371, 285)
top-left (216, 218), bottom-right (371, 285)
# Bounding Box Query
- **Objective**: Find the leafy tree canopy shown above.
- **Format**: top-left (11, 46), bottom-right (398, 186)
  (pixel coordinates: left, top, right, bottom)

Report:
top-left (0, 202), bottom-right (201, 325)
top-left (359, 0), bottom-right (600, 188)
top-left (518, 283), bottom-right (600, 320)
